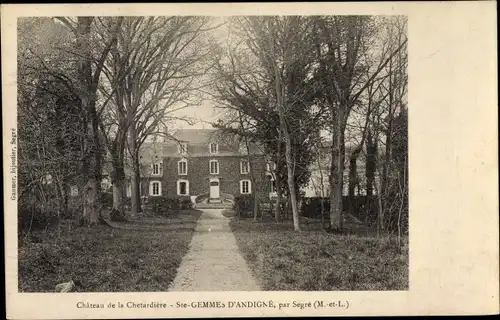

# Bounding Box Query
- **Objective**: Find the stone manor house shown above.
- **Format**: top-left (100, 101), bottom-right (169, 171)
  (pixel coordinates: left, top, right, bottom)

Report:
top-left (95, 129), bottom-right (367, 204)
top-left (117, 129), bottom-right (276, 204)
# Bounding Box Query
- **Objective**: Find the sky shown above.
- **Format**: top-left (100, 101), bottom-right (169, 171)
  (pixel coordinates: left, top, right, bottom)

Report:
top-left (168, 17), bottom-right (230, 130)
top-left (171, 100), bottom-right (221, 130)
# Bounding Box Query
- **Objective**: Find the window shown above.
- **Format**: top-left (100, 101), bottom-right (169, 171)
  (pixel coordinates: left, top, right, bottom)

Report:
top-left (178, 143), bottom-right (188, 154)
top-left (209, 143), bottom-right (218, 154)
top-left (177, 179), bottom-right (189, 196)
top-left (240, 180), bottom-right (252, 194)
top-left (152, 163), bottom-right (160, 175)
top-left (150, 181), bottom-right (162, 196)
top-left (240, 160), bottom-right (250, 174)
top-left (209, 160), bottom-right (219, 174)
top-left (178, 159), bottom-right (187, 175)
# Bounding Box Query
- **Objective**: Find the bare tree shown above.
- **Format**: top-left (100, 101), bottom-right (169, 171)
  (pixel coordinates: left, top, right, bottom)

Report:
top-left (375, 17), bottom-right (408, 231)
top-left (97, 17), bottom-right (216, 216)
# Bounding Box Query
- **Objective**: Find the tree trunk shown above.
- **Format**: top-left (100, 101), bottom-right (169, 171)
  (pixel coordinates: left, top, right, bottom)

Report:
top-left (237, 112), bottom-right (259, 221)
top-left (348, 148), bottom-right (361, 215)
top-left (90, 101), bottom-right (102, 203)
top-left (249, 155), bottom-right (258, 221)
top-left (131, 160), bottom-right (141, 214)
top-left (128, 124), bottom-right (141, 215)
top-left (329, 107), bottom-right (345, 232)
top-left (275, 172), bottom-right (282, 223)
top-left (111, 149), bottom-right (126, 219)
top-left (82, 178), bottom-right (98, 226)
top-left (318, 157), bottom-right (326, 226)
top-left (112, 174), bottom-right (125, 213)
top-left (285, 148), bottom-right (300, 231)
top-left (366, 130), bottom-right (377, 195)
top-left (74, 17), bottom-right (104, 227)
top-left (267, 19), bottom-right (299, 231)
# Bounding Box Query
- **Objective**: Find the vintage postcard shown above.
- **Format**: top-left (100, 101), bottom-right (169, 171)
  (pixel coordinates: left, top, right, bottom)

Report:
top-left (2, 1), bottom-right (498, 319)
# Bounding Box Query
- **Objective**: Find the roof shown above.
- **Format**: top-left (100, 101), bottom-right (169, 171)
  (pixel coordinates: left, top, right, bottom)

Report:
top-left (162, 128), bottom-right (264, 156)
top-left (171, 129), bottom-right (219, 144)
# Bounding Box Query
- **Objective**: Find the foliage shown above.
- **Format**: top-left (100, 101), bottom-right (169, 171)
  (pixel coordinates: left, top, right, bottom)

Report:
top-left (148, 196), bottom-right (193, 215)
top-left (300, 197), bottom-right (378, 223)
top-left (212, 17), bottom-right (322, 202)
top-left (18, 204), bottom-right (60, 233)
top-left (378, 107), bottom-right (408, 234)
top-left (17, 18), bottom-right (84, 227)
top-left (100, 192), bottom-right (114, 209)
top-left (300, 197), bottom-right (331, 219)
top-left (233, 195), bottom-right (255, 218)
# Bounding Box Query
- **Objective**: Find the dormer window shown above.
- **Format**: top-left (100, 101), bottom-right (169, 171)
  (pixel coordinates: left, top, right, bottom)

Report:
top-left (178, 143), bottom-right (188, 154)
top-left (178, 159), bottom-right (188, 175)
top-left (209, 143), bottom-right (218, 154)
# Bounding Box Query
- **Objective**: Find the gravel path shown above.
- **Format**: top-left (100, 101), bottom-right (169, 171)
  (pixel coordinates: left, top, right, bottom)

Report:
top-left (168, 209), bottom-right (260, 291)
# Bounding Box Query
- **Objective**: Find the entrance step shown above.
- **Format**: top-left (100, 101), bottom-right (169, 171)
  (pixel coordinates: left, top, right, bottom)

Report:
top-left (195, 203), bottom-right (233, 209)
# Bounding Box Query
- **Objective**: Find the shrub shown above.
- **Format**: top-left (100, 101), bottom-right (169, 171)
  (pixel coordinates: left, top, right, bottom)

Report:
top-left (148, 196), bottom-right (192, 214)
top-left (233, 195), bottom-right (254, 218)
top-left (100, 192), bottom-right (113, 209)
top-left (148, 197), bottom-right (168, 215)
top-left (300, 197), bottom-right (330, 218)
top-left (110, 208), bottom-right (127, 222)
top-left (300, 196), bottom-right (378, 221)
top-left (18, 204), bottom-right (60, 233)
top-left (124, 197), bottom-right (132, 207)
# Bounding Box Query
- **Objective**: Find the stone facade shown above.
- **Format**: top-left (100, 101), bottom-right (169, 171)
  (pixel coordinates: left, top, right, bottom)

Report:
top-left (134, 129), bottom-right (273, 202)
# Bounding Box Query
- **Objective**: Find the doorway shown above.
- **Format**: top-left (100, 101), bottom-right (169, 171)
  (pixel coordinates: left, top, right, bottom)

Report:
top-left (209, 179), bottom-right (220, 199)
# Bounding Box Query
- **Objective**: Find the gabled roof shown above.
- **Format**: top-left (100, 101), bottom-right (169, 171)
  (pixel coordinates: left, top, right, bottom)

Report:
top-left (171, 129), bottom-right (219, 144)
top-left (162, 128), bottom-right (264, 156)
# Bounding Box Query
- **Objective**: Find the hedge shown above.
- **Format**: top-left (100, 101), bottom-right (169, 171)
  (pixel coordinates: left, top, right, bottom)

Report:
top-left (233, 195), bottom-right (255, 218)
top-left (300, 196), bottom-right (377, 220)
top-left (148, 196), bottom-right (192, 214)
top-left (18, 205), bottom-right (60, 232)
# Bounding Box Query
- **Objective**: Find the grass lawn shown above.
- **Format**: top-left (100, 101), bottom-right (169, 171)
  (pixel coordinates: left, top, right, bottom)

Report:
top-left (229, 215), bottom-right (408, 291)
top-left (18, 209), bottom-right (202, 292)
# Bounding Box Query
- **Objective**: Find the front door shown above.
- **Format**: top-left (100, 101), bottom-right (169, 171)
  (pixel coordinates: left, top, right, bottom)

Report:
top-left (209, 180), bottom-right (220, 199)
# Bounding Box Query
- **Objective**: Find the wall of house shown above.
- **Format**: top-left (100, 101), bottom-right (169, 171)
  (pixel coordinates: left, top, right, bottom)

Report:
top-left (138, 155), bottom-right (270, 199)
top-left (165, 155), bottom-right (269, 198)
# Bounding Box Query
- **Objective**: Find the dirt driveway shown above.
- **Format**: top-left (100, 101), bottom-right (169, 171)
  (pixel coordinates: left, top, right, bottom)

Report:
top-left (168, 209), bottom-right (260, 291)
